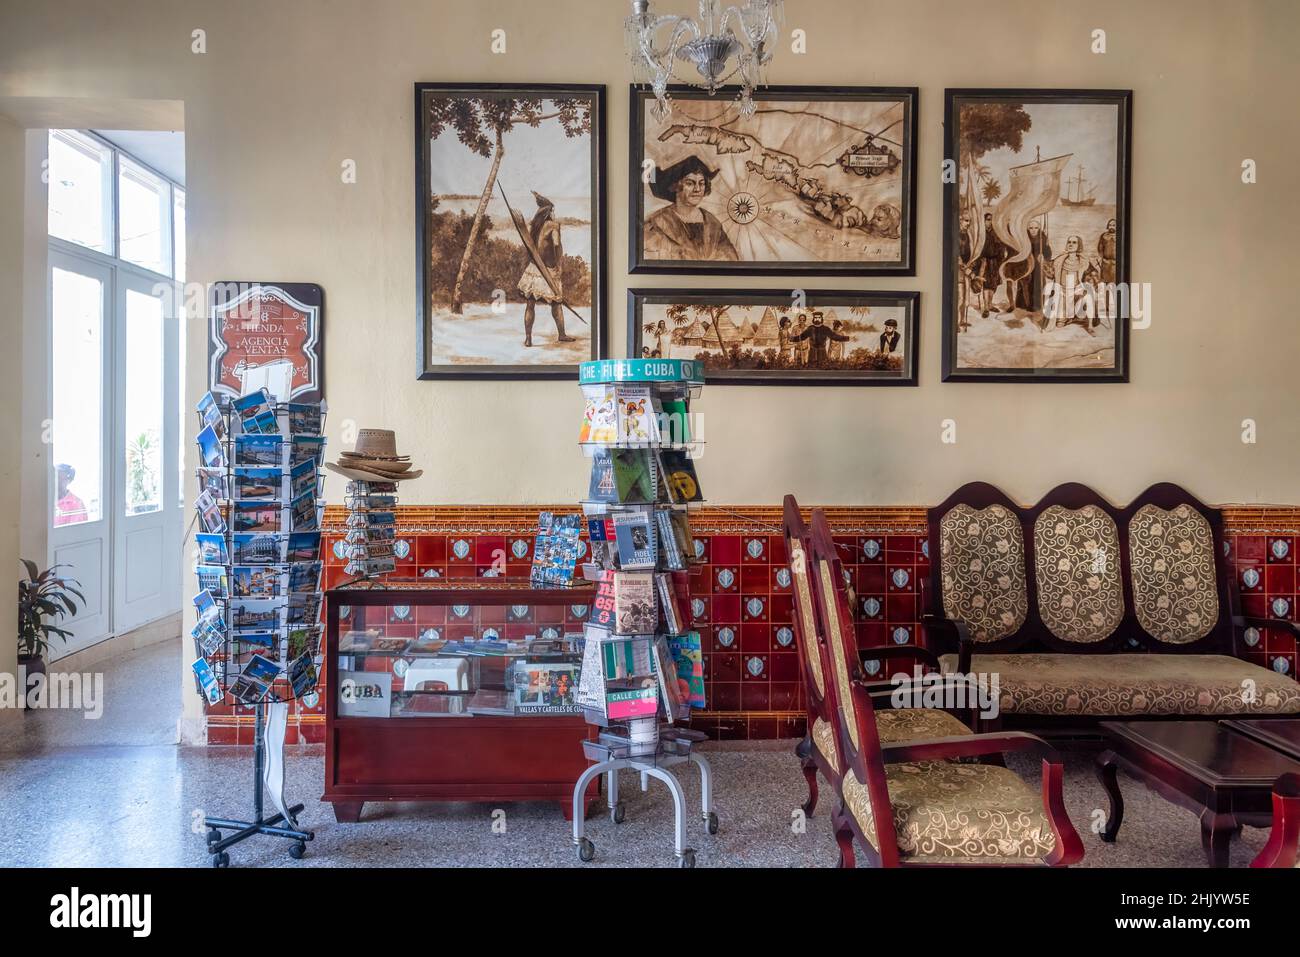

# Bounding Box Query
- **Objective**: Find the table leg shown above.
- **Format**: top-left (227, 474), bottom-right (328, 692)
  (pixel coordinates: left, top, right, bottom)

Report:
top-left (1200, 809), bottom-right (1235, 868)
top-left (331, 801), bottom-right (363, 823)
top-left (1095, 750), bottom-right (1124, 842)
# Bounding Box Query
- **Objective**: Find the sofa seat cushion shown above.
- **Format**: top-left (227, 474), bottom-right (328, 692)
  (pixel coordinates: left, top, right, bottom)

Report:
top-left (939, 653), bottom-right (1300, 716)
top-left (841, 761), bottom-right (1057, 864)
top-left (812, 708), bottom-right (971, 773)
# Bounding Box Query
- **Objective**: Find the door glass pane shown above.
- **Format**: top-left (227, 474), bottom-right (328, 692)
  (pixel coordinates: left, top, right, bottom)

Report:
top-left (118, 158), bottom-right (169, 275)
top-left (125, 289), bottom-right (164, 515)
top-left (172, 188), bottom-right (186, 283)
top-left (51, 267), bottom-right (104, 525)
top-left (47, 131), bottom-right (112, 253)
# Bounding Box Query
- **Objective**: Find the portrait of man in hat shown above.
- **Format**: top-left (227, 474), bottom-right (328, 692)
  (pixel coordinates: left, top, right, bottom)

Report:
top-left (879, 317), bottom-right (900, 353)
top-left (643, 155), bottom-right (740, 263)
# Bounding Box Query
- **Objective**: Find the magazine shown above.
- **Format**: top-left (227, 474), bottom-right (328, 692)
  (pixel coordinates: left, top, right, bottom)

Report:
top-left (589, 569), bottom-right (616, 629)
top-left (668, 631), bottom-right (706, 708)
top-left (578, 383), bottom-right (618, 444)
top-left (613, 509), bottom-right (656, 569)
top-left (196, 532), bottom-right (228, 565)
top-left (233, 466), bottom-right (283, 501)
top-left (510, 661), bottom-right (580, 712)
top-left (587, 449), bottom-right (618, 503)
top-left (235, 434), bottom-right (283, 467)
top-left (615, 384), bottom-right (658, 444)
top-left (652, 635), bottom-right (688, 722)
top-left (576, 626), bottom-right (608, 715)
top-left (530, 511), bottom-right (582, 586)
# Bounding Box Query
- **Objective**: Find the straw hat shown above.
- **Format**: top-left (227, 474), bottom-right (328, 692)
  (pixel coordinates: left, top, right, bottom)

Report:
top-left (326, 429), bottom-right (423, 483)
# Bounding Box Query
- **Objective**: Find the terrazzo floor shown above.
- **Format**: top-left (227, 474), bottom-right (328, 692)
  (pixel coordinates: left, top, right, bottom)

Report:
top-left (0, 639), bottom-right (1271, 868)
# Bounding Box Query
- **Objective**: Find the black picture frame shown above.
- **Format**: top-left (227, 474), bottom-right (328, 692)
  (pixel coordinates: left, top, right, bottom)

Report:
top-left (627, 287), bottom-right (919, 387)
top-left (941, 88), bottom-right (1133, 382)
top-left (629, 84), bottom-right (918, 276)
top-left (414, 82), bottom-right (607, 380)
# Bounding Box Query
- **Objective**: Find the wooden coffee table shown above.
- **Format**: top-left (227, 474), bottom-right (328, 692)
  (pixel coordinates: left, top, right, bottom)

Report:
top-left (1096, 720), bottom-right (1300, 867)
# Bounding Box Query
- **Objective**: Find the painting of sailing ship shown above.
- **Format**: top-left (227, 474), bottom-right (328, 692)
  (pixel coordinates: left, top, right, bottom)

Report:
top-left (942, 89), bottom-right (1132, 382)
top-left (630, 86), bottom-right (918, 275)
top-left (415, 83), bottom-right (606, 379)
top-left (627, 289), bottom-right (918, 386)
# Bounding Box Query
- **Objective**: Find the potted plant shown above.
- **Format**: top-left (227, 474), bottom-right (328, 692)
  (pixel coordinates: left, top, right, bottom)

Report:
top-left (17, 560), bottom-right (83, 689)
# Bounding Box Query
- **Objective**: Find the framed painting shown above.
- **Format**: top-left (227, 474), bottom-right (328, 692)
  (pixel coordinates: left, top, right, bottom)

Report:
top-left (629, 85), bottom-right (918, 275)
top-left (627, 288), bottom-right (918, 386)
top-left (942, 89), bottom-right (1132, 382)
top-left (209, 282), bottom-right (324, 403)
top-left (415, 82), bottom-right (607, 379)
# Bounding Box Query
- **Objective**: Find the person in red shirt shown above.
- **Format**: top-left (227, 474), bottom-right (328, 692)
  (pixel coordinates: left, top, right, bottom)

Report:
top-left (54, 463), bottom-right (87, 526)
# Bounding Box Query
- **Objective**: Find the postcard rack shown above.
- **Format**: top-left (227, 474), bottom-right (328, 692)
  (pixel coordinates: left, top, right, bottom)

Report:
top-left (570, 359), bottom-right (717, 867)
top-left (340, 479), bottom-right (399, 586)
top-left (191, 391), bottom-right (328, 866)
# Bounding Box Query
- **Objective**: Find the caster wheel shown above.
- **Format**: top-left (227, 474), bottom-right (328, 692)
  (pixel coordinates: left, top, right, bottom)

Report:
top-left (705, 811), bottom-right (719, 835)
top-left (611, 803), bottom-right (626, 824)
top-left (289, 841), bottom-right (306, 860)
top-left (577, 837), bottom-right (595, 863)
top-left (211, 851), bottom-right (230, 868)
top-left (206, 828), bottom-right (222, 845)
top-left (678, 849), bottom-right (696, 868)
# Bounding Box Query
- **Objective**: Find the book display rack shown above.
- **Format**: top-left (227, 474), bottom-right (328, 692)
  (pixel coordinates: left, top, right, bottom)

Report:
top-left (192, 390), bottom-right (327, 866)
top-left (570, 359), bottom-right (719, 868)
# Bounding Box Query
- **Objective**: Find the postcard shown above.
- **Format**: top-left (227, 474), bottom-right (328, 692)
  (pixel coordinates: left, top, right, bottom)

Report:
top-left (229, 598), bottom-right (279, 631)
top-left (290, 435), bottom-right (325, 466)
top-left (290, 458), bottom-right (317, 500)
top-left (232, 502), bottom-right (280, 533)
top-left (234, 434), bottom-right (283, 467)
top-left (290, 489), bottom-right (318, 532)
top-left (192, 617), bottom-right (226, 656)
top-left (233, 389), bottom-right (280, 435)
top-left (197, 392), bottom-right (226, 437)
top-left (285, 531), bottom-right (321, 563)
top-left (287, 627), bottom-right (320, 661)
top-left (192, 589), bottom-right (222, 624)
top-left (233, 466), bottom-right (283, 501)
top-left (288, 653), bottom-right (318, 697)
top-left (192, 657), bottom-right (224, 705)
top-left (196, 468), bottom-right (228, 501)
top-left (196, 532), bottom-right (228, 565)
top-left (285, 403), bottom-right (322, 436)
top-left (231, 565), bottom-right (281, 599)
top-left (287, 561), bottom-right (321, 593)
top-left (196, 489), bottom-right (226, 534)
top-left (195, 564), bottom-right (229, 599)
top-left (231, 532), bottom-right (281, 564)
top-left (197, 424), bottom-right (224, 470)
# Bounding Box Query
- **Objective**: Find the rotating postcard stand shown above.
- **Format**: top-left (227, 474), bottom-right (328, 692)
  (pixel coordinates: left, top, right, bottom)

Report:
top-left (570, 359), bottom-right (718, 867)
top-left (192, 391), bottom-right (327, 866)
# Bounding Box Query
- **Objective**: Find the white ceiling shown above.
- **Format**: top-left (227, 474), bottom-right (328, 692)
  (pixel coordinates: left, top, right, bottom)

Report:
top-left (93, 128), bottom-right (185, 185)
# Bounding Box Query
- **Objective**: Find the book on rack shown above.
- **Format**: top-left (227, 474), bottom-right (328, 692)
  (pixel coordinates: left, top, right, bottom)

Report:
top-left (612, 571), bottom-right (657, 635)
top-left (605, 681), bottom-right (658, 720)
top-left (654, 509), bottom-right (683, 570)
top-left (658, 449), bottom-right (703, 503)
top-left (651, 635), bottom-right (689, 722)
top-left (615, 384), bottom-right (659, 444)
top-left (611, 449), bottom-right (656, 503)
top-left (590, 570), bottom-right (616, 629)
top-left (612, 508), bottom-right (656, 570)
top-left (656, 396), bottom-right (691, 444)
top-left (655, 572), bottom-right (686, 634)
top-left (578, 383), bottom-right (618, 444)
top-left (669, 508), bottom-right (694, 563)
top-left (668, 631), bottom-right (706, 708)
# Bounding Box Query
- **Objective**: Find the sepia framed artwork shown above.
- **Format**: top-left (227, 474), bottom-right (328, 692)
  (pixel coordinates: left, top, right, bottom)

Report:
top-left (942, 89), bottom-right (1132, 382)
top-left (629, 85), bottom-right (918, 275)
top-left (415, 82), bottom-right (607, 379)
top-left (627, 288), bottom-right (918, 386)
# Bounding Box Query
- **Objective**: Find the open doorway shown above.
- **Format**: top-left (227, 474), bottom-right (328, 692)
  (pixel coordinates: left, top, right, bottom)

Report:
top-left (46, 128), bottom-right (186, 657)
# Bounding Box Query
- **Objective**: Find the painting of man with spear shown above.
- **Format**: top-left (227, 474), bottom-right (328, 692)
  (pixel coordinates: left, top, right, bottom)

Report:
top-left (416, 84), bottom-right (605, 378)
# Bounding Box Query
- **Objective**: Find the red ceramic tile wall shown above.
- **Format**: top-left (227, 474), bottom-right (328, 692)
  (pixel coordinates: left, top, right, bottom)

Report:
top-left (203, 525), bottom-right (1299, 744)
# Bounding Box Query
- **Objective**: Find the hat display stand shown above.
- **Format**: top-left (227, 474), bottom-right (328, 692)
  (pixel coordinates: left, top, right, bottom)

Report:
top-left (568, 359), bottom-right (719, 868)
top-left (191, 391), bottom-right (327, 866)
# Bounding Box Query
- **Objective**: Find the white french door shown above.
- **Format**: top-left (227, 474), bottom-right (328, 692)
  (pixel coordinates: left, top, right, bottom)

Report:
top-left (48, 243), bottom-right (183, 656)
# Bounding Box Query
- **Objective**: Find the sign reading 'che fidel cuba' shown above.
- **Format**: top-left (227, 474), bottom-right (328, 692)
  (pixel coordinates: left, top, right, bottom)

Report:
top-left (579, 358), bottom-right (703, 386)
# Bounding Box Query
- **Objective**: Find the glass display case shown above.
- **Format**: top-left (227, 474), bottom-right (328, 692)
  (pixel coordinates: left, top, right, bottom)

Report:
top-left (323, 579), bottom-right (600, 823)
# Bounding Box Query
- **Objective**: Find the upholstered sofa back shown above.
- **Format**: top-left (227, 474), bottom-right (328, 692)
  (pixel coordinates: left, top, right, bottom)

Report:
top-left (929, 483), bottom-right (1233, 654)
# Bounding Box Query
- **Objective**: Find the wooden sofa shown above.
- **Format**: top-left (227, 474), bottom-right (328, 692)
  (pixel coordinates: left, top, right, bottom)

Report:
top-left (922, 482), bottom-right (1300, 734)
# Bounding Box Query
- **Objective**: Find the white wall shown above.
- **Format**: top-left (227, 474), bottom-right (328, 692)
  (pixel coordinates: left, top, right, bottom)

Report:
top-left (0, 116), bottom-right (24, 680)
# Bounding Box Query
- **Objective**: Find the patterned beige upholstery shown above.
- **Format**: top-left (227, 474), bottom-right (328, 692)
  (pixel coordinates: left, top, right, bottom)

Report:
top-left (1128, 504), bottom-right (1219, 644)
top-left (819, 560), bottom-right (862, 751)
top-left (939, 504), bottom-right (1028, 641)
top-left (939, 653), bottom-right (1300, 716)
top-left (1033, 505), bottom-right (1124, 643)
top-left (814, 702), bottom-right (971, 774)
top-left (788, 540), bottom-right (826, 696)
top-left (811, 717), bottom-right (839, 771)
top-left (841, 761), bottom-right (1057, 864)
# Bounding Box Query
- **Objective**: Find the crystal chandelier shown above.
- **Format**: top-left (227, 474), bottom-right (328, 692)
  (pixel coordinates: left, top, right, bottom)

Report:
top-left (624, 0), bottom-right (784, 119)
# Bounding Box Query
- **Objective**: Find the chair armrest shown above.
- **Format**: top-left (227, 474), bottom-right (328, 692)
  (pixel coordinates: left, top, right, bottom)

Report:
top-left (1235, 615), bottom-right (1300, 641)
top-left (882, 730), bottom-right (1061, 765)
top-left (857, 645), bottom-right (941, 674)
top-left (921, 614), bottom-right (974, 673)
